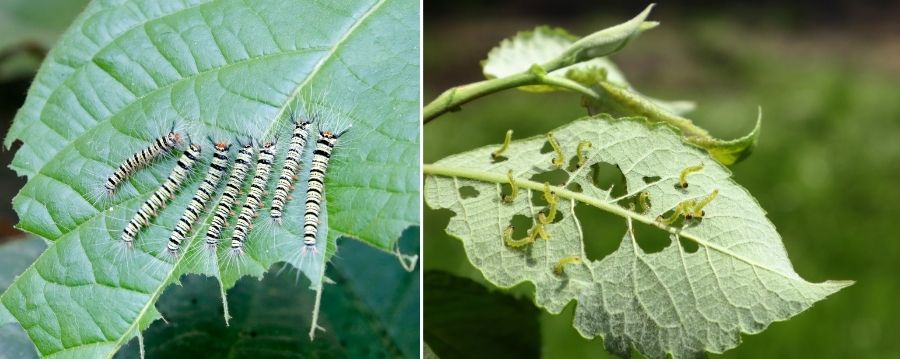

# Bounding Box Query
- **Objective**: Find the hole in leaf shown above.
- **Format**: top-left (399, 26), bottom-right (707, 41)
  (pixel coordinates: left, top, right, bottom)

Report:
top-left (642, 176), bottom-right (661, 184)
top-left (539, 140), bottom-right (553, 154)
top-left (679, 237), bottom-right (699, 253)
top-left (576, 204), bottom-right (624, 262)
top-left (590, 162), bottom-right (627, 197)
top-left (567, 182), bottom-right (583, 193)
top-left (491, 155), bottom-right (508, 163)
top-left (616, 192), bottom-right (652, 214)
top-left (529, 191), bottom-right (565, 225)
top-left (566, 154), bottom-right (588, 172)
top-left (632, 221), bottom-right (670, 254)
top-left (458, 186), bottom-right (479, 199)
top-left (529, 169), bottom-right (569, 187)
top-left (509, 215), bottom-right (532, 238)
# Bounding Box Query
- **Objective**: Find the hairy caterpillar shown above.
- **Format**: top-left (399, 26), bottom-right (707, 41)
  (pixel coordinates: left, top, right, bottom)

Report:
top-left (166, 140), bottom-right (230, 254)
top-left (105, 130), bottom-right (182, 194)
top-left (270, 118), bottom-right (312, 223)
top-left (121, 143), bottom-right (201, 247)
top-left (230, 142), bottom-right (276, 254)
top-left (205, 141), bottom-right (255, 247)
top-left (302, 128), bottom-right (349, 253)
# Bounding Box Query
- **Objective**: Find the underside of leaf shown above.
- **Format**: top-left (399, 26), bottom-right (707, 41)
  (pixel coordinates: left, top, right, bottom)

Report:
top-left (424, 115), bottom-right (850, 358)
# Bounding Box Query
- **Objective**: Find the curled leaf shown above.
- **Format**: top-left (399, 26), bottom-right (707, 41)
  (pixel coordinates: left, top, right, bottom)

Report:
top-left (582, 79), bottom-right (760, 165)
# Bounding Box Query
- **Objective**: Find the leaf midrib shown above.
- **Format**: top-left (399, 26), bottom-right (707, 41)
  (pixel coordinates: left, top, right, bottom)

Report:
top-left (423, 163), bottom-right (803, 282)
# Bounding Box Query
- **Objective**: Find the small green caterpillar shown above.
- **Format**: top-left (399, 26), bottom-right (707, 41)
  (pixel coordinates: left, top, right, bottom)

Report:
top-left (502, 169), bottom-right (518, 203)
top-left (553, 255), bottom-right (582, 276)
top-left (678, 163), bottom-right (704, 189)
top-left (491, 129), bottom-right (513, 159)
top-left (658, 189), bottom-right (719, 225)
top-left (547, 132), bottom-right (565, 168)
top-left (576, 140), bottom-right (592, 168)
top-left (539, 182), bottom-right (558, 224)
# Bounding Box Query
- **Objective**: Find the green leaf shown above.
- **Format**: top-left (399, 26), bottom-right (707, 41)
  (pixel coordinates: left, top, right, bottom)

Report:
top-left (115, 233), bottom-right (420, 358)
top-left (424, 271), bottom-right (540, 359)
top-left (545, 5), bottom-right (657, 72)
top-left (480, 21), bottom-right (694, 116)
top-left (584, 80), bottom-right (758, 165)
top-left (686, 110), bottom-right (761, 166)
top-left (424, 116), bottom-right (850, 358)
top-left (1, 0), bottom-right (419, 357)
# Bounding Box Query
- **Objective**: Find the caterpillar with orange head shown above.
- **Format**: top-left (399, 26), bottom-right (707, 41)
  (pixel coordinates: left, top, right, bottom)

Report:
top-left (204, 140), bottom-right (254, 248)
top-left (302, 127), bottom-right (350, 254)
top-left (230, 141), bottom-right (276, 254)
top-left (121, 142), bottom-right (201, 247)
top-left (270, 115), bottom-right (312, 223)
top-left (166, 139), bottom-right (231, 255)
top-left (104, 129), bottom-right (182, 195)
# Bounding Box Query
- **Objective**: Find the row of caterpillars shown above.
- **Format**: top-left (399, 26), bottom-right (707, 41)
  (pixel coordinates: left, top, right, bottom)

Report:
top-left (102, 115), bottom-right (349, 258)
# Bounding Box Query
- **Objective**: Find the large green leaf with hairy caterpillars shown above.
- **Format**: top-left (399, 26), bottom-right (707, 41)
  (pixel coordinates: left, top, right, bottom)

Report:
top-left (424, 115), bottom-right (850, 358)
top-left (1, 0), bottom-right (419, 357)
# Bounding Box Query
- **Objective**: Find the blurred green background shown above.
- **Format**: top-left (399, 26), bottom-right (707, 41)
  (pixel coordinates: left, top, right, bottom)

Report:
top-left (424, 1), bottom-right (900, 358)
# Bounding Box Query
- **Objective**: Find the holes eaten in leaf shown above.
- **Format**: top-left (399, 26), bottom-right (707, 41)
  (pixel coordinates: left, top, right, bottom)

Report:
top-left (458, 186), bottom-right (479, 199)
top-left (576, 204), bottom-right (624, 262)
top-left (679, 237), bottom-right (699, 253)
top-left (642, 176), bottom-right (661, 184)
top-left (529, 169), bottom-right (569, 186)
top-left (632, 221), bottom-right (670, 254)
top-left (509, 215), bottom-right (532, 239)
top-left (617, 191), bottom-right (651, 214)
top-left (567, 182), bottom-right (583, 193)
top-left (590, 162), bottom-right (627, 198)
top-left (539, 139), bottom-right (553, 154)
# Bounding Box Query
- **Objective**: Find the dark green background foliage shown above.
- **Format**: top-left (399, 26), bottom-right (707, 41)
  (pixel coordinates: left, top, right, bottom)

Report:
top-left (424, 271), bottom-right (540, 359)
top-left (425, 4), bottom-right (899, 359)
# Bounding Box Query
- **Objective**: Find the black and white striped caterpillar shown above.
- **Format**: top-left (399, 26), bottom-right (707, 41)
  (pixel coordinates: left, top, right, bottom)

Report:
top-left (121, 143), bottom-right (201, 247)
top-left (166, 141), bottom-right (230, 254)
top-left (230, 142), bottom-right (276, 254)
top-left (105, 131), bottom-right (181, 194)
top-left (270, 119), bottom-right (312, 223)
top-left (303, 129), bottom-right (348, 253)
top-left (204, 142), bottom-right (255, 247)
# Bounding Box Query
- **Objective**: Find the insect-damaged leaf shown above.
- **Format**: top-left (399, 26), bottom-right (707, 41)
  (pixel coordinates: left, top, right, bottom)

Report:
top-left (1, 0), bottom-right (419, 357)
top-left (424, 115), bottom-right (850, 358)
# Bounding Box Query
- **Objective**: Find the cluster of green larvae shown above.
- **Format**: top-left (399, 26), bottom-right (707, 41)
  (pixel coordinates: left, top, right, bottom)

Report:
top-left (487, 129), bottom-right (720, 277)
